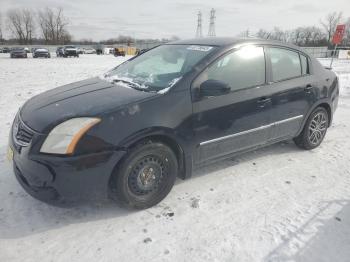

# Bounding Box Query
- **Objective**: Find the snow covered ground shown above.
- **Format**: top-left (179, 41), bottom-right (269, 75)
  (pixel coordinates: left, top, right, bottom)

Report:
top-left (0, 54), bottom-right (350, 262)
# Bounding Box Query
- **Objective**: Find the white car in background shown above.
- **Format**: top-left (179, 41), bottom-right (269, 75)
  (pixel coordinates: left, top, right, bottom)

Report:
top-left (83, 47), bottom-right (96, 54)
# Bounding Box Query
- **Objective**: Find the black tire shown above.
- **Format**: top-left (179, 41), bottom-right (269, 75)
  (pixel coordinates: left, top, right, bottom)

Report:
top-left (294, 107), bottom-right (329, 150)
top-left (110, 141), bottom-right (178, 209)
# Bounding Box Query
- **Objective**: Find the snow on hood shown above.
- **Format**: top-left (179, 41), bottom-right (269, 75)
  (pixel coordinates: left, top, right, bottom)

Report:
top-left (158, 77), bottom-right (182, 94)
top-left (101, 74), bottom-right (182, 94)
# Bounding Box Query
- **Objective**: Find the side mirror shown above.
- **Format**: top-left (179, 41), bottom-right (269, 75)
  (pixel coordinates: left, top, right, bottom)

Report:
top-left (200, 79), bottom-right (231, 97)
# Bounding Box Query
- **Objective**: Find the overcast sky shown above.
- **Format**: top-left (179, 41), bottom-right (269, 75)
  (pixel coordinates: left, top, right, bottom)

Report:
top-left (1, 0), bottom-right (349, 40)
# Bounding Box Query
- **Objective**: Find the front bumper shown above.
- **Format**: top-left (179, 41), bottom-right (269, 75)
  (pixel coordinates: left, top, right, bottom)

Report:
top-left (11, 53), bottom-right (27, 58)
top-left (34, 53), bottom-right (50, 57)
top-left (64, 51), bottom-right (77, 56)
top-left (9, 125), bottom-right (126, 203)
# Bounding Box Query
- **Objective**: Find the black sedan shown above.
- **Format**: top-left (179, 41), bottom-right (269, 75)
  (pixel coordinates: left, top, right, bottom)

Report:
top-left (10, 47), bottom-right (28, 58)
top-left (33, 48), bottom-right (51, 58)
top-left (8, 38), bottom-right (339, 209)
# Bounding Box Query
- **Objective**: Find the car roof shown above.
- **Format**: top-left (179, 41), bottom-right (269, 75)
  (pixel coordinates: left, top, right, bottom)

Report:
top-left (168, 37), bottom-right (303, 52)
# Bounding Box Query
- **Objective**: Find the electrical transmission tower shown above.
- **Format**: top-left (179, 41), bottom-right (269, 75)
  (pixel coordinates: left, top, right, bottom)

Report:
top-left (195, 11), bottom-right (203, 38)
top-left (208, 8), bottom-right (216, 37)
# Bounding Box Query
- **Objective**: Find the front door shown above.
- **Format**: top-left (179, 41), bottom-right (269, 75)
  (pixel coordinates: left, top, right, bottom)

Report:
top-left (191, 45), bottom-right (274, 164)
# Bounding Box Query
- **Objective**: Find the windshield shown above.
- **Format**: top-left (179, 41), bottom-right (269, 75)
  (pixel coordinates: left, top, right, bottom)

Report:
top-left (104, 44), bottom-right (216, 93)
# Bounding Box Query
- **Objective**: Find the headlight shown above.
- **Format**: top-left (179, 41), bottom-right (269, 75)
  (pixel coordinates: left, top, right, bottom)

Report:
top-left (40, 117), bottom-right (101, 154)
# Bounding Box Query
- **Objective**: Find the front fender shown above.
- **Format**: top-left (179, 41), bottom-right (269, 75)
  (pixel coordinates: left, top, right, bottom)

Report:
top-left (116, 126), bottom-right (194, 180)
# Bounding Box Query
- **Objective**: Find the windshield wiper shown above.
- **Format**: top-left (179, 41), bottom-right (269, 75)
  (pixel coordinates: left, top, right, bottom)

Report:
top-left (113, 79), bottom-right (157, 92)
top-left (112, 79), bottom-right (149, 92)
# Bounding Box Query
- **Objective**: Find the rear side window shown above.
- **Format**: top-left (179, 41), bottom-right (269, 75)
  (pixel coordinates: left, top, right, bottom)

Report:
top-left (205, 46), bottom-right (266, 91)
top-left (269, 48), bottom-right (301, 82)
top-left (300, 54), bottom-right (309, 75)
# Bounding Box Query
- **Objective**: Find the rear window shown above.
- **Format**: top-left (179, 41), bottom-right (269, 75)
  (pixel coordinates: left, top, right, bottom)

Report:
top-left (269, 48), bottom-right (301, 82)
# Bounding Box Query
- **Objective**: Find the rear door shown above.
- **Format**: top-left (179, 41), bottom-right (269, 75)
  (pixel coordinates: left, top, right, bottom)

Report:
top-left (191, 45), bottom-right (274, 164)
top-left (265, 47), bottom-right (316, 141)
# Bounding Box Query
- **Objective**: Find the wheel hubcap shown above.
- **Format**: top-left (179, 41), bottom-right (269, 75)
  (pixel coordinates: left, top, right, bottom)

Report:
top-left (128, 156), bottom-right (165, 196)
top-left (308, 112), bottom-right (327, 145)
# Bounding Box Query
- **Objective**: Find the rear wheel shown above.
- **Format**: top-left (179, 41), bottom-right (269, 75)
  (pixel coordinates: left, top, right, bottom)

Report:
top-left (294, 107), bottom-right (329, 150)
top-left (110, 141), bottom-right (178, 209)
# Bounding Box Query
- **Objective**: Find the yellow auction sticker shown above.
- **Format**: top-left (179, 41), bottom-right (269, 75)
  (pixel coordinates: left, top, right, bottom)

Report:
top-left (7, 146), bottom-right (13, 162)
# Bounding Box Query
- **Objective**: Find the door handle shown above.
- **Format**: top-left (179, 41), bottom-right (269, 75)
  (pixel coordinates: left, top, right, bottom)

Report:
top-left (305, 84), bottom-right (313, 92)
top-left (257, 97), bottom-right (271, 108)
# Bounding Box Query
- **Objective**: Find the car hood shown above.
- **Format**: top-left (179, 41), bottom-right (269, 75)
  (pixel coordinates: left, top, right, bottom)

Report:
top-left (20, 77), bottom-right (158, 133)
top-left (35, 49), bottom-right (49, 53)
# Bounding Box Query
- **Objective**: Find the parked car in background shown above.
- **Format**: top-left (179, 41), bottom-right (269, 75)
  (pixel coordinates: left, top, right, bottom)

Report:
top-left (56, 47), bottom-right (64, 57)
top-left (83, 47), bottom-right (96, 54)
top-left (7, 38), bottom-right (339, 209)
top-left (2, 47), bottom-right (10, 53)
top-left (10, 47), bottom-right (28, 58)
top-left (33, 48), bottom-right (51, 58)
top-left (63, 45), bottom-right (79, 57)
top-left (24, 47), bottom-right (30, 53)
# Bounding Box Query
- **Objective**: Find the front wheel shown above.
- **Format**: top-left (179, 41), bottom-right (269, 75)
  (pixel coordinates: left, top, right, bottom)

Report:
top-left (294, 107), bottom-right (329, 150)
top-left (110, 141), bottom-right (178, 209)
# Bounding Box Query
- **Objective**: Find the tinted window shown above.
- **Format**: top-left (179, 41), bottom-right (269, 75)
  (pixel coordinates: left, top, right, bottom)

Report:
top-left (204, 46), bottom-right (265, 91)
top-left (300, 54), bottom-right (309, 75)
top-left (269, 48), bottom-right (301, 81)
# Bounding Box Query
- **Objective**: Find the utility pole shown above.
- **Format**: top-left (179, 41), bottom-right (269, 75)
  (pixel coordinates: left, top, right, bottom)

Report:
top-left (195, 11), bottom-right (203, 38)
top-left (208, 8), bottom-right (216, 37)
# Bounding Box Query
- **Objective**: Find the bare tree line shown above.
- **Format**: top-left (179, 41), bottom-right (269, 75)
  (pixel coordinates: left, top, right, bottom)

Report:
top-left (0, 12), bottom-right (3, 41)
top-left (1, 9), bottom-right (350, 47)
top-left (253, 12), bottom-right (350, 47)
top-left (2, 7), bottom-right (71, 45)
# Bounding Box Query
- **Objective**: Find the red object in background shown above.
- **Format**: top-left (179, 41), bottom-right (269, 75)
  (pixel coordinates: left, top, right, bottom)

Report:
top-left (332, 24), bottom-right (346, 45)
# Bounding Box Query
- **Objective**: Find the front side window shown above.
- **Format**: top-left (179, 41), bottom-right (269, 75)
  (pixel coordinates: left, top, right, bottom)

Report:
top-left (201, 45), bottom-right (266, 92)
top-left (269, 48), bottom-right (301, 81)
top-left (104, 44), bottom-right (216, 92)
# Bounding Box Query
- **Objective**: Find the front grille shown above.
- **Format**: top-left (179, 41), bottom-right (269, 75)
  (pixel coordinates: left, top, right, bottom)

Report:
top-left (13, 115), bottom-right (34, 146)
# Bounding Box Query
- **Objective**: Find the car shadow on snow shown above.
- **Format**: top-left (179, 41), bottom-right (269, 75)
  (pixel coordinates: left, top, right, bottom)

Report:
top-left (0, 145), bottom-right (135, 239)
top-left (0, 140), bottom-right (303, 239)
top-left (264, 199), bottom-right (350, 262)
